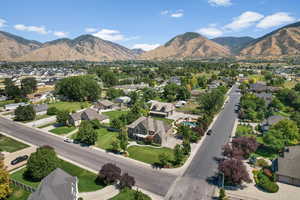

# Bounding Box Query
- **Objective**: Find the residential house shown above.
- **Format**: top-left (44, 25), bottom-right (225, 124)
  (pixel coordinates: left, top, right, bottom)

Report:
top-left (0, 96), bottom-right (7, 101)
top-left (28, 168), bottom-right (78, 200)
top-left (249, 83), bottom-right (268, 93)
top-left (168, 76), bottom-right (181, 86)
top-left (33, 104), bottom-right (48, 115)
top-left (208, 80), bottom-right (222, 90)
top-left (68, 108), bottom-right (109, 126)
top-left (149, 101), bottom-right (175, 117)
top-left (115, 96), bottom-right (131, 104)
top-left (262, 115), bottom-right (286, 132)
top-left (94, 100), bottom-right (114, 111)
top-left (4, 103), bottom-right (27, 110)
top-left (127, 116), bottom-right (172, 145)
top-left (255, 92), bottom-right (273, 105)
top-left (273, 146), bottom-right (300, 186)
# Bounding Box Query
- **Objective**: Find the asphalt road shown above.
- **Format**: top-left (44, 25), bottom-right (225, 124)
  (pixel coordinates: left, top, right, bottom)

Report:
top-left (166, 84), bottom-right (241, 200)
top-left (0, 117), bottom-right (176, 196)
top-left (0, 84), bottom-right (240, 199)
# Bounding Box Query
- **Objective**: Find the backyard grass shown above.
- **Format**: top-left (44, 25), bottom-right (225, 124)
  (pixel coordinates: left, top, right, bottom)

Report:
top-left (176, 101), bottom-right (199, 114)
top-left (110, 189), bottom-right (151, 200)
top-left (7, 185), bottom-right (31, 200)
top-left (20, 114), bottom-right (51, 123)
top-left (48, 101), bottom-right (91, 112)
top-left (49, 126), bottom-right (76, 135)
top-left (128, 146), bottom-right (175, 165)
top-left (11, 159), bottom-right (105, 192)
top-left (0, 134), bottom-right (29, 153)
top-left (0, 100), bottom-right (15, 107)
top-left (102, 110), bottom-right (129, 120)
top-left (95, 128), bottom-right (119, 150)
top-left (152, 117), bottom-right (174, 125)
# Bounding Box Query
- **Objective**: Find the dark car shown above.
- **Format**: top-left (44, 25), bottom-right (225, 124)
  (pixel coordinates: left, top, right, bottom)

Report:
top-left (207, 129), bottom-right (213, 135)
top-left (11, 155), bottom-right (28, 165)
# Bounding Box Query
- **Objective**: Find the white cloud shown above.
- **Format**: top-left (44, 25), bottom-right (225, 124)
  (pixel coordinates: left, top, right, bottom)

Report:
top-left (132, 43), bottom-right (160, 51)
top-left (224, 11), bottom-right (264, 31)
top-left (92, 29), bottom-right (125, 41)
top-left (197, 27), bottom-right (223, 38)
top-left (257, 12), bottom-right (296, 29)
top-left (0, 18), bottom-right (7, 28)
top-left (161, 9), bottom-right (184, 18)
top-left (208, 0), bottom-right (232, 7)
top-left (14, 24), bottom-right (48, 34)
top-left (53, 31), bottom-right (68, 37)
top-left (85, 28), bottom-right (97, 33)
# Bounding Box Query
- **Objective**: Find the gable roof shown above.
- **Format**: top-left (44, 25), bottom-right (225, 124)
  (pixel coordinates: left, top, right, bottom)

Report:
top-left (127, 116), bottom-right (171, 137)
top-left (28, 168), bottom-right (77, 200)
top-left (83, 108), bottom-right (108, 121)
top-left (33, 104), bottom-right (48, 113)
top-left (277, 146), bottom-right (300, 179)
top-left (150, 101), bottom-right (175, 113)
top-left (263, 115), bottom-right (286, 126)
top-left (97, 100), bottom-right (114, 107)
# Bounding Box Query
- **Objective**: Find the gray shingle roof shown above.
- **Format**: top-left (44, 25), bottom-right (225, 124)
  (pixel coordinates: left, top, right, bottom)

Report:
top-left (33, 104), bottom-right (48, 113)
top-left (277, 146), bottom-right (300, 179)
top-left (263, 115), bottom-right (286, 126)
top-left (84, 108), bottom-right (108, 121)
top-left (28, 168), bottom-right (77, 200)
top-left (97, 100), bottom-right (114, 107)
top-left (150, 101), bottom-right (175, 113)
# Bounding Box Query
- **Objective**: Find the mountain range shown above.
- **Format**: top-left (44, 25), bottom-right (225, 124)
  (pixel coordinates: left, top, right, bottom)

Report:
top-left (0, 21), bottom-right (300, 62)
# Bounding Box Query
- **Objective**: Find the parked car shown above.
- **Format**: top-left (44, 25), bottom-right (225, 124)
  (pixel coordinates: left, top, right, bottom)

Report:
top-left (64, 138), bottom-right (73, 143)
top-left (207, 129), bottom-right (213, 135)
top-left (11, 155), bottom-right (28, 165)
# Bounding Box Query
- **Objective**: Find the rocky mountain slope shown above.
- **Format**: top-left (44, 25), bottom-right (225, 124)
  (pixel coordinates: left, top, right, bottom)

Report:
top-left (0, 31), bottom-right (42, 60)
top-left (140, 32), bottom-right (231, 60)
top-left (0, 32), bottom-right (136, 61)
top-left (212, 36), bottom-right (254, 55)
top-left (240, 21), bottom-right (300, 56)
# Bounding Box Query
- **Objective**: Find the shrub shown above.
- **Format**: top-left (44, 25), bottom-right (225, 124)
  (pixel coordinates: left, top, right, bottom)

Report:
top-left (47, 107), bottom-right (59, 115)
top-left (256, 159), bottom-right (269, 168)
top-left (90, 119), bottom-right (102, 129)
top-left (256, 170), bottom-right (279, 193)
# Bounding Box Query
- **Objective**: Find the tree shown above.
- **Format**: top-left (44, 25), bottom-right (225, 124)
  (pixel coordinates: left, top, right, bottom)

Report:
top-left (219, 188), bottom-right (227, 200)
top-left (4, 78), bottom-right (21, 99)
top-left (55, 75), bottom-right (101, 101)
top-left (21, 77), bottom-right (37, 95)
top-left (119, 130), bottom-right (128, 152)
top-left (111, 118), bottom-right (124, 130)
top-left (76, 121), bottom-right (98, 145)
top-left (111, 138), bottom-right (120, 152)
top-left (98, 163), bottom-right (121, 184)
top-left (198, 87), bottom-right (226, 115)
top-left (159, 153), bottom-right (170, 167)
top-left (119, 173), bottom-right (135, 189)
top-left (134, 189), bottom-right (149, 200)
top-left (223, 137), bottom-right (259, 159)
top-left (0, 158), bottom-right (12, 199)
top-left (218, 159), bottom-right (252, 186)
top-left (56, 110), bottom-right (69, 125)
top-left (14, 105), bottom-right (36, 121)
top-left (106, 88), bottom-right (125, 100)
top-left (174, 144), bottom-right (184, 165)
top-left (197, 76), bottom-right (207, 88)
top-left (47, 107), bottom-right (59, 115)
top-left (25, 146), bottom-right (59, 181)
top-left (263, 119), bottom-right (300, 151)
top-left (294, 83), bottom-right (300, 92)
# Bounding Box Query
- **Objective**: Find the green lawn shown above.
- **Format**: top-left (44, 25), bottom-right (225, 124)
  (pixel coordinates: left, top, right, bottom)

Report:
top-left (0, 134), bottom-right (29, 153)
top-left (48, 101), bottom-right (91, 112)
top-left (95, 128), bottom-right (119, 150)
top-left (7, 185), bottom-right (31, 200)
top-left (11, 159), bottom-right (105, 192)
top-left (49, 126), bottom-right (76, 135)
top-left (21, 114), bottom-right (51, 123)
top-left (0, 100), bottom-right (15, 107)
top-left (102, 110), bottom-right (129, 120)
top-left (152, 117), bottom-right (174, 125)
top-left (110, 189), bottom-right (151, 200)
top-left (128, 146), bottom-right (175, 165)
top-left (236, 125), bottom-right (253, 137)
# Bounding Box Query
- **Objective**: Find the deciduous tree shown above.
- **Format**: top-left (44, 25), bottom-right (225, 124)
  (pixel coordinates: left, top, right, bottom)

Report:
top-left (98, 163), bottom-right (121, 184)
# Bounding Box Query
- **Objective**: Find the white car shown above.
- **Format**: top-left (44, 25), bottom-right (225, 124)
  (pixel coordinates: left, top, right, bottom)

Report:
top-left (64, 138), bottom-right (73, 143)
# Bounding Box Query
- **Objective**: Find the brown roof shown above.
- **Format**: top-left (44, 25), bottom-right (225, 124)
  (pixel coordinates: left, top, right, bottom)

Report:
top-left (97, 100), bottom-right (114, 107)
top-left (150, 101), bottom-right (175, 113)
top-left (70, 108), bottom-right (108, 122)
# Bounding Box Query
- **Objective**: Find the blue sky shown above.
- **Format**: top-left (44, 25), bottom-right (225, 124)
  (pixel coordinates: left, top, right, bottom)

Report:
top-left (0, 0), bottom-right (299, 50)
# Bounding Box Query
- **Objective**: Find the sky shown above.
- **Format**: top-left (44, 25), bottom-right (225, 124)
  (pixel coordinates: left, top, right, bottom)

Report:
top-left (0, 0), bottom-right (299, 51)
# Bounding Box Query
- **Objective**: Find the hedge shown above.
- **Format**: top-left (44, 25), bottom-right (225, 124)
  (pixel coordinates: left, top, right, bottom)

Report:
top-left (256, 170), bottom-right (279, 193)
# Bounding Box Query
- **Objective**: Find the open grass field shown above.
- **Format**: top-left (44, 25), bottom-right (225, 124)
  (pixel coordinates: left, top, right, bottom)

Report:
top-left (11, 159), bottom-right (105, 192)
top-left (48, 101), bottom-right (91, 112)
top-left (102, 110), bottom-right (129, 120)
top-left (49, 126), bottom-right (76, 135)
top-left (127, 146), bottom-right (175, 165)
top-left (7, 185), bottom-right (31, 200)
top-left (0, 134), bottom-right (29, 152)
top-left (110, 189), bottom-right (151, 200)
